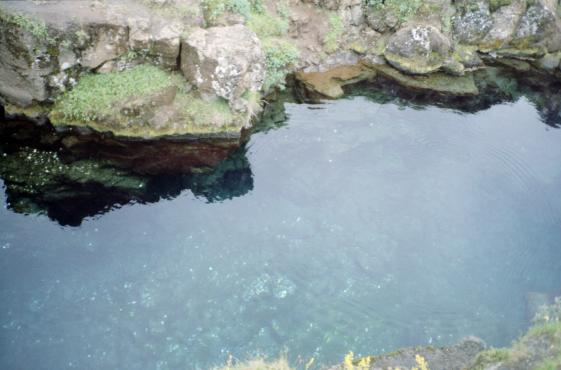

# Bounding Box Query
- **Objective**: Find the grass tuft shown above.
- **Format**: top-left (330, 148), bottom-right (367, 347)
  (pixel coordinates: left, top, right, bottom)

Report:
top-left (0, 9), bottom-right (54, 42)
top-left (323, 14), bottom-right (344, 54)
top-left (262, 39), bottom-right (299, 91)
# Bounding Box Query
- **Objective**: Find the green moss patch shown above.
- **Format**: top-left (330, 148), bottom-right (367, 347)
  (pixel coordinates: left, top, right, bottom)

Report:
top-left (365, 0), bottom-right (423, 23)
top-left (247, 12), bottom-right (288, 38)
top-left (51, 65), bottom-right (174, 124)
top-left (469, 349), bottom-right (510, 370)
top-left (0, 8), bottom-right (54, 43)
top-left (49, 65), bottom-right (250, 138)
top-left (323, 13), bottom-right (344, 54)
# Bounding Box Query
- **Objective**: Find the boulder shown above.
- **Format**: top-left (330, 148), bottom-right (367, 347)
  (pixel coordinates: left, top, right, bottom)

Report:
top-left (80, 23), bottom-right (128, 69)
top-left (511, 0), bottom-right (561, 52)
top-left (479, 0), bottom-right (526, 50)
top-left (452, 0), bottom-right (493, 44)
top-left (128, 17), bottom-right (183, 69)
top-left (384, 24), bottom-right (452, 74)
top-left (180, 25), bottom-right (265, 112)
top-left (0, 17), bottom-right (57, 106)
top-left (535, 52), bottom-right (561, 71)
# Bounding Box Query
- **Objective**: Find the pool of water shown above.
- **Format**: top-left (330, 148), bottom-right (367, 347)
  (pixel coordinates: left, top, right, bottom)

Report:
top-left (1, 87), bottom-right (561, 369)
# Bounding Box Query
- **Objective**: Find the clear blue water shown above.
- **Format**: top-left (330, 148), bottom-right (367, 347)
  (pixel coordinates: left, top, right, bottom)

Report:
top-left (1, 94), bottom-right (561, 369)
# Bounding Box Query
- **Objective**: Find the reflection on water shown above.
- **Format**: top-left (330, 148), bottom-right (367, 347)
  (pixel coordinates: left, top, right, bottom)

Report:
top-left (1, 71), bottom-right (561, 369)
top-left (0, 120), bottom-right (253, 226)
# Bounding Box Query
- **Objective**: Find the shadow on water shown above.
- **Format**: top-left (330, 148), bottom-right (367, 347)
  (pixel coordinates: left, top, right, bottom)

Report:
top-left (1, 66), bottom-right (560, 226)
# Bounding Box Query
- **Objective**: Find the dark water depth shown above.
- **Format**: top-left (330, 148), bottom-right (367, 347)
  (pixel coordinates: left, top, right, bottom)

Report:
top-left (1, 86), bottom-right (561, 369)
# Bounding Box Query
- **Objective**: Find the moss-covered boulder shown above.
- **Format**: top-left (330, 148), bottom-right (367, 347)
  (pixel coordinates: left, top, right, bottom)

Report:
top-left (49, 65), bottom-right (256, 138)
top-left (384, 24), bottom-right (452, 74)
top-left (511, 0), bottom-right (561, 52)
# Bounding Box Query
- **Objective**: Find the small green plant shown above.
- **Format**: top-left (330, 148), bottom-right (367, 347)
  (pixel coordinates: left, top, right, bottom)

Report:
top-left (201, 0), bottom-right (264, 23)
top-left (364, 0), bottom-right (422, 23)
top-left (1, 10), bottom-right (54, 43)
top-left (178, 93), bottom-right (237, 128)
top-left (323, 14), bottom-right (344, 54)
top-left (75, 29), bottom-right (89, 44)
top-left (277, 0), bottom-right (291, 19)
top-left (125, 50), bottom-right (139, 62)
top-left (247, 12), bottom-right (288, 38)
top-left (60, 39), bottom-right (72, 49)
top-left (262, 39), bottom-right (299, 91)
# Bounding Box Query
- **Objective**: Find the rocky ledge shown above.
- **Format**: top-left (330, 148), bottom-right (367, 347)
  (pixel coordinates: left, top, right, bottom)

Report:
top-left (1, 0), bottom-right (561, 139)
top-left (328, 296), bottom-right (561, 370)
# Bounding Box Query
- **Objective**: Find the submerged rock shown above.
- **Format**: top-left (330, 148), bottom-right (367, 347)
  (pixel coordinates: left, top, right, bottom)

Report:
top-left (295, 65), bottom-right (376, 99)
top-left (368, 63), bottom-right (479, 96)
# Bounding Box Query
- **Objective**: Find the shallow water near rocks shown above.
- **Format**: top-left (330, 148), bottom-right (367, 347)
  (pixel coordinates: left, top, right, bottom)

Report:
top-left (1, 89), bottom-right (561, 369)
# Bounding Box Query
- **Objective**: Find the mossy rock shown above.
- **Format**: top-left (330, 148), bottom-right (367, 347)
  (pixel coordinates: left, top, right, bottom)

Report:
top-left (384, 24), bottom-right (452, 75)
top-left (48, 65), bottom-right (251, 139)
top-left (369, 63), bottom-right (479, 96)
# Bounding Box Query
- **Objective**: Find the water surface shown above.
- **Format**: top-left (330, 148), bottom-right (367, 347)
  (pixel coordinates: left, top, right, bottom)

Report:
top-left (1, 90), bottom-right (561, 369)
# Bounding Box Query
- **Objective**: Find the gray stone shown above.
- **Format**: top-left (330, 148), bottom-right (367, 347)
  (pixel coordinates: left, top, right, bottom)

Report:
top-left (128, 17), bottom-right (183, 69)
top-left (0, 21), bottom-right (56, 106)
top-left (80, 23), bottom-right (128, 69)
top-left (479, 0), bottom-right (526, 50)
top-left (385, 24), bottom-right (452, 74)
top-left (180, 25), bottom-right (265, 112)
top-left (511, 0), bottom-right (561, 52)
top-left (452, 0), bottom-right (493, 44)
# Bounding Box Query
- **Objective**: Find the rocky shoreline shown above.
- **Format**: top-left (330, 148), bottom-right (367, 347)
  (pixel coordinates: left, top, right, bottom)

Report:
top-left (1, 0), bottom-right (560, 141)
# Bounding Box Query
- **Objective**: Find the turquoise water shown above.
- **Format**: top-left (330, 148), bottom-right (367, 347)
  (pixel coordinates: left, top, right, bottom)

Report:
top-left (1, 92), bottom-right (561, 369)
